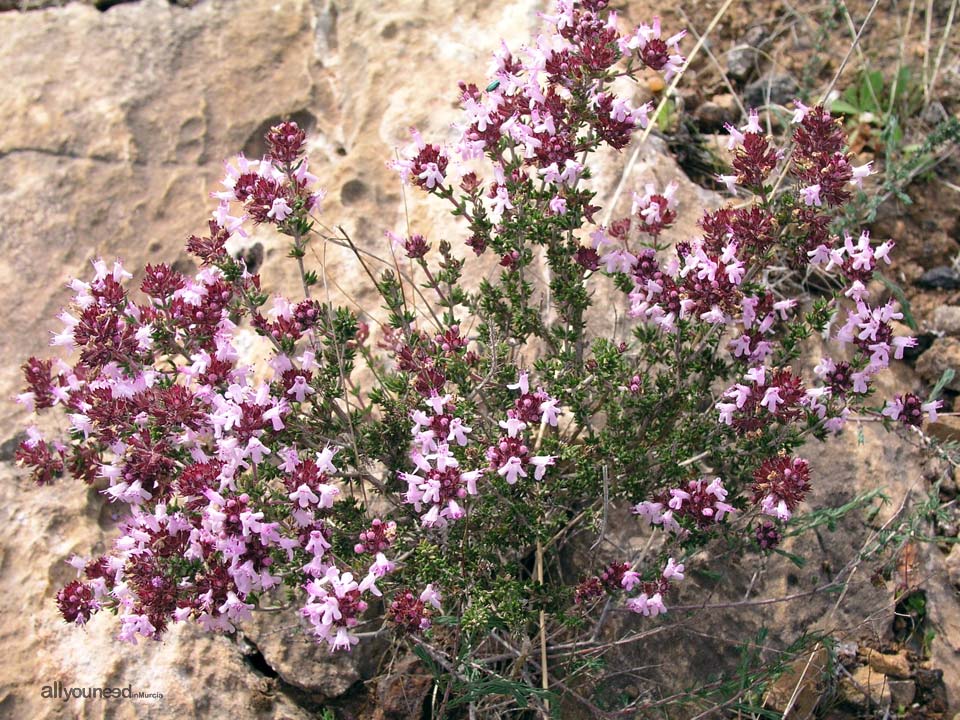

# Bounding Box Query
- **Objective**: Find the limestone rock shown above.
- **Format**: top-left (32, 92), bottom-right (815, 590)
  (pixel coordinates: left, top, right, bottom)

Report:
top-left (0, 0), bottom-right (713, 716)
top-left (725, 44), bottom-right (757, 82)
top-left (373, 655), bottom-right (432, 720)
top-left (933, 305), bottom-right (960, 335)
top-left (839, 665), bottom-right (892, 708)
top-left (694, 93), bottom-right (740, 130)
top-left (948, 545), bottom-right (960, 589)
top-left (888, 679), bottom-right (916, 708)
top-left (762, 646), bottom-right (828, 718)
top-left (3, 0), bottom-right (960, 718)
top-left (862, 648), bottom-right (911, 679)
top-left (0, 1), bottom-right (551, 718)
top-left (241, 606), bottom-right (386, 699)
top-left (928, 416), bottom-right (960, 444)
top-left (745, 72), bottom-right (797, 107)
top-left (916, 337), bottom-right (960, 391)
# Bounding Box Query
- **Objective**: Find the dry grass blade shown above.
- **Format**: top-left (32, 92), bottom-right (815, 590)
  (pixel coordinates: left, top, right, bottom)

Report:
top-left (928, 0), bottom-right (958, 104)
top-left (819, 0), bottom-right (883, 106)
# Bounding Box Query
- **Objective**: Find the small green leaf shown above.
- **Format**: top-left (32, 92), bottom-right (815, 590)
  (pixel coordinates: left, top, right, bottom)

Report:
top-left (829, 99), bottom-right (863, 116)
top-left (773, 548), bottom-right (806, 567)
top-left (930, 368), bottom-right (955, 401)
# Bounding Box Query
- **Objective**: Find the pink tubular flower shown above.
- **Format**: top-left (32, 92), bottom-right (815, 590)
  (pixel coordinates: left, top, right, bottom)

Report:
top-left (850, 161), bottom-right (873, 188)
top-left (498, 456), bottom-right (527, 484)
top-left (662, 557), bottom-right (684, 581)
top-left (800, 184), bottom-right (822, 207)
top-left (420, 583), bottom-right (442, 610)
top-left (530, 455), bottom-right (555, 480)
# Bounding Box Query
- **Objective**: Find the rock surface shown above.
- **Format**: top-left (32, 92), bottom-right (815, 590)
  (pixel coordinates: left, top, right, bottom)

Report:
top-left (863, 648), bottom-right (911, 679)
top-left (933, 305), bottom-right (960, 335)
top-left (839, 665), bottom-right (892, 708)
top-left (916, 266), bottom-right (960, 290)
top-left (916, 337), bottom-right (960, 391)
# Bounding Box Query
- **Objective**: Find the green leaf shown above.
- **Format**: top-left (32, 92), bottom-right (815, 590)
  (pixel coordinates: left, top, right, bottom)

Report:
top-left (859, 70), bottom-right (884, 113)
top-left (412, 645), bottom-right (441, 677)
top-left (893, 66), bottom-right (912, 102)
top-left (929, 368), bottom-right (955, 402)
top-left (829, 99), bottom-right (863, 116)
top-left (772, 548), bottom-right (806, 567)
top-left (842, 85), bottom-right (860, 107)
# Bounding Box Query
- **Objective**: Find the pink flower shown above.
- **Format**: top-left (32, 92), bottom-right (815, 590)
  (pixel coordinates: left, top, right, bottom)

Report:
top-left (923, 400), bottom-right (941, 422)
top-left (219, 592), bottom-right (254, 623)
top-left (508, 371), bottom-right (530, 395)
top-left (267, 197), bottom-right (292, 222)
top-left (559, 159), bottom-right (583, 185)
top-left (791, 99), bottom-right (810, 124)
top-left (499, 416), bottom-right (527, 438)
top-left (723, 123), bottom-right (745, 149)
top-left (626, 592), bottom-right (666, 616)
top-left (539, 397), bottom-right (560, 426)
top-left (716, 174), bottom-right (738, 194)
top-left (760, 386), bottom-right (783, 414)
top-left (490, 187), bottom-right (514, 222)
top-left (447, 418), bottom-right (472, 446)
top-left (420, 584), bottom-right (442, 610)
top-left (370, 552), bottom-right (395, 577)
top-left (331, 628), bottom-right (358, 652)
top-left (800, 184), bottom-right (822, 207)
top-left (742, 109), bottom-right (762, 134)
top-left (662, 557), bottom-right (684, 581)
top-left (530, 455), bottom-right (555, 480)
top-left (622, 570), bottom-right (641, 591)
top-left (498, 456), bottom-right (527, 484)
top-left (417, 162), bottom-right (445, 189)
top-left (290, 483), bottom-right (319, 508)
top-left (850, 162), bottom-right (873, 188)
top-left (288, 375), bottom-right (315, 402)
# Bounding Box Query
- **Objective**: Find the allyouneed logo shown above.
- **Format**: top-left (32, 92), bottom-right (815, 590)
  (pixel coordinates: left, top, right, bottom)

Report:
top-left (40, 682), bottom-right (163, 701)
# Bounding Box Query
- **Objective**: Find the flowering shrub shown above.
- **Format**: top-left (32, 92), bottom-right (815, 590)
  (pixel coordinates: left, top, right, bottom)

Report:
top-left (15, 0), bottom-right (939, 713)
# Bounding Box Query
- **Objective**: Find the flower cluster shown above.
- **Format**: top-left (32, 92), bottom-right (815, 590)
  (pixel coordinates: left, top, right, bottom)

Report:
top-left (390, 1), bottom-right (686, 267)
top-left (882, 393), bottom-right (940, 428)
top-left (213, 122), bottom-right (324, 228)
top-left (574, 561), bottom-right (631, 605)
top-left (355, 518), bottom-right (397, 555)
top-left (754, 521), bottom-right (783, 550)
top-left (623, 557), bottom-right (685, 617)
top-left (751, 454), bottom-right (811, 521)
top-left (401, 394), bottom-right (482, 527)
top-left (574, 556), bottom-right (685, 618)
top-left (716, 366), bottom-right (807, 433)
top-left (633, 477), bottom-right (736, 534)
top-left (485, 371), bottom-right (558, 484)
top-left (387, 584), bottom-right (441, 635)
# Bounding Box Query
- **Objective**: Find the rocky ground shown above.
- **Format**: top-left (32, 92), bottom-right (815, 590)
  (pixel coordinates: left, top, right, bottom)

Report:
top-left (0, 0), bottom-right (958, 718)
